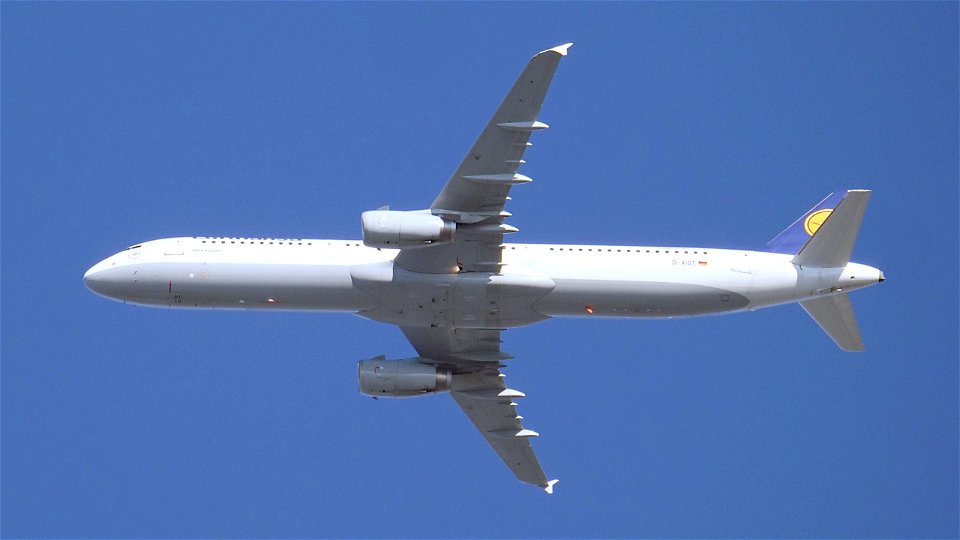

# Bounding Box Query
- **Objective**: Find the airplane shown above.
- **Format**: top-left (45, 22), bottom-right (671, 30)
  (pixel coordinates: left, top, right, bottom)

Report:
top-left (83, 43), bottom-right (884, 493)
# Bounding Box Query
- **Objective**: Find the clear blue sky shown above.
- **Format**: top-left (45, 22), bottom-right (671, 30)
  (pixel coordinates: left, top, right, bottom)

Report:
top-left (3, 3), bottom-right (957, 538)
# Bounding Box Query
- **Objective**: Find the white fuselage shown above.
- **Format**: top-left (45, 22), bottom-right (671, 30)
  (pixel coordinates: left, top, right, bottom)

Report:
top-left (83, 237), bottom-right (883, 328)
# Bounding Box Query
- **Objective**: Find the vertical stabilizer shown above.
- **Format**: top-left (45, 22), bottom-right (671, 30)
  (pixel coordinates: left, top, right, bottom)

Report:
top-left (800, 294), bottom-right (864, 351)
top-left (792, 190), bottom-right (870, 268)
top-left (770, 190), bottom-right (876, 351)
top-left (766, 191), bottom-right (847, 255)
top-left (765, 190), bottom-right (871, 268)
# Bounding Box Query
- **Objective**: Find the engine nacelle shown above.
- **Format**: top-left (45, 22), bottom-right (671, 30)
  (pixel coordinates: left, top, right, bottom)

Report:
top-left (361, 210), bottom-right (455, 249)
top-left (358, 357), bottom-right (452, 398)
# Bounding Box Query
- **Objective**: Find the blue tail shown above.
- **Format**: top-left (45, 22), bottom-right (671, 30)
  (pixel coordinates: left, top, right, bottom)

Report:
top-left (765, 191), bottom-right (847, 254)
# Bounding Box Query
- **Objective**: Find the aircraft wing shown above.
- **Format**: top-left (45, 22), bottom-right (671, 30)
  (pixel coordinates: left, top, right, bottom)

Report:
top-left (431, 42), bottom-right (571, 223)
top-left (393, 44), bottom-right (569, 491)
top-left (401, 326), bottom-right (558, 493)
top-left (396, 43), bottom-right (571, 274)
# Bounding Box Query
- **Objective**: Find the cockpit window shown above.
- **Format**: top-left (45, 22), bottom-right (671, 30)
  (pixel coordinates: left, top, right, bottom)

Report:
top-left (126, 244), bottom-right (142, 250)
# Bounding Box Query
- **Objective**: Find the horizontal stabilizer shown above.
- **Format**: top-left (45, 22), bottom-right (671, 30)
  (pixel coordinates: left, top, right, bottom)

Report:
top-left (800, 293), bottom-right (864, 351)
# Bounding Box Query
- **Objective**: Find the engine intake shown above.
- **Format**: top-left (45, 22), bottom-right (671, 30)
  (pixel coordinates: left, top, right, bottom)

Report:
top-left (358, 357), bottom-right (452, 398)
top-left (361, 210), bottom-right (455, 249)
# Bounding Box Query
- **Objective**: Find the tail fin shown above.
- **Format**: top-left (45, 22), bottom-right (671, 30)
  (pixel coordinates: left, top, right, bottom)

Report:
top-left (766, 190), bottom-right (871, 268)
top-left (769, 190), bottom-right (874, 351)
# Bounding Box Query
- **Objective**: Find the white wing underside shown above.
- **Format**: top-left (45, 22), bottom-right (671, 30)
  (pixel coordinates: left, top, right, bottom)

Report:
top-left (395, 44), bottom-right (570, 492)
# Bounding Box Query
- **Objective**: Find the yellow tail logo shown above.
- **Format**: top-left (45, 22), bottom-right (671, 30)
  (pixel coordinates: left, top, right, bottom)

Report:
top-left (804, 209), bottom-right (832, 236)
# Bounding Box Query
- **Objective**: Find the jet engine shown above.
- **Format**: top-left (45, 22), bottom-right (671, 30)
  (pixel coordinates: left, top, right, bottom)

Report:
top-left (358, 356), bottom-right (452, 398)
top-left (361, 210), bottom-right (455, 249)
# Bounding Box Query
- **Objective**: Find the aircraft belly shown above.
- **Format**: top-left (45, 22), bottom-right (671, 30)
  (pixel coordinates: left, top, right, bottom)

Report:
top-left (352, 263), bottom-right (555, 328)
top-left (125, 261), bottom-right (371, 311)
top-left (533, 278), bottom-right (749, 318)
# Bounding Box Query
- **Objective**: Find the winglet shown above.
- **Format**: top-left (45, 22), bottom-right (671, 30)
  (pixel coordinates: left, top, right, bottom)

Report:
top-left (544, 479), bottom-right (559, 494)
top-left (537, 43), bottom-right (573, 57)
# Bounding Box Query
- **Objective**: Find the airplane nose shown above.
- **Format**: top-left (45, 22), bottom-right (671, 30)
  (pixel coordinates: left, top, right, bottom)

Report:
top-left (83, 263), bottom-right (108, 295)
top-left (82, 265), bottom-right (97, 285)
top-left (83, 258), bottom-right (126, 299)
top-left (879, 271), bottom-right (885, 283)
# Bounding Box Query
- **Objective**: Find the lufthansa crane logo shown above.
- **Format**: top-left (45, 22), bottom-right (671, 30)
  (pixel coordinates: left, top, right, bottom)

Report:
top-left (804, 209), bottom-right (832, 236)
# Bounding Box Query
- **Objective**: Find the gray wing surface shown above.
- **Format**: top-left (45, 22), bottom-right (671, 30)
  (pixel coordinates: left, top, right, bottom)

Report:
top-left (401, 326), bottom-right (558, 493)
top-left (431, 43), bottom-right (571, 223)
top-left (800, 293), bottom-right (864, 351)
top-left (396, 43), bottom-right (570, 275)
top-left (394, 44), bottom-right (570, 493)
